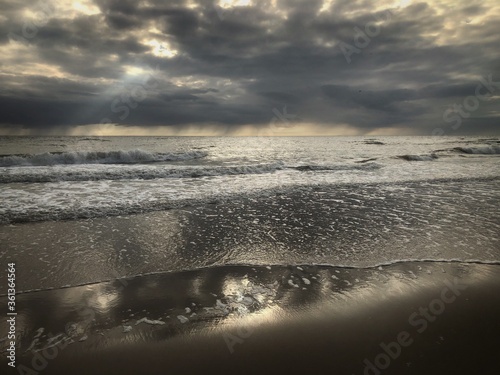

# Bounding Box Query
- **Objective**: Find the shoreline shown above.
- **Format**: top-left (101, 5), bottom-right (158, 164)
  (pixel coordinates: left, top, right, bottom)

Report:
top-left (3, 258), bottom-right (500, 298)
top-left (1, 261), bottom-right (499, 374)
top-left (2, 177), bottom-right (499, 295)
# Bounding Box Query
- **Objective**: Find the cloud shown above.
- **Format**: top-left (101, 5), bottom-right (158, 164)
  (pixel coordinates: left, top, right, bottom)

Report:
top-left (0, 0), bottom-right (499, 135)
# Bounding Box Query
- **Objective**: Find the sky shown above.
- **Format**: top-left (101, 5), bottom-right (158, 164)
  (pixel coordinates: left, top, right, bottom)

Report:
top-left (0, 0), bottom-right (499, 136)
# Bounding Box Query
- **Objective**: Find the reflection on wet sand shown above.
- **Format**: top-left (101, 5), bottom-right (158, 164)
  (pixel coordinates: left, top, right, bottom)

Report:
top-left (1, 261), bottom-right (499, 374)
top-left (1, 178), bottom-right (499, 295)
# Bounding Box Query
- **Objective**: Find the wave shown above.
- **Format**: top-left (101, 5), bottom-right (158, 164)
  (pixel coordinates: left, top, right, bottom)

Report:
top-left (0, 149), bottom-right (208, 167)
top-left (289, 162), bottom-right (381, 171)
top-left (454, 146), bottom-right (500, 154)
top-left (356, 158), bottom-right (378, 163)
top-left (477, 138), bottom-right (499, 142)
top-left (1, 176), bottom-right (499, 225)
top-left (0, 162), bottom-right (285, 183)
top-left (79, 137), bottom-right (111, 142)
top-left (397, 154), bottom-right (438, 161)
top-left (0, 162), bottom-right (382, 183)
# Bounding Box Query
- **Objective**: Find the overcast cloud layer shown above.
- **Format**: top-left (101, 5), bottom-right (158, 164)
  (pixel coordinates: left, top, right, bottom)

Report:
top-left (0, 0), bottom-right (499, 135)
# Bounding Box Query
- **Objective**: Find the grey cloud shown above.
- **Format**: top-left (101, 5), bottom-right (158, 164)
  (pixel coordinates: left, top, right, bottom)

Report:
top-left (0, 0), bottom-right (499, 134)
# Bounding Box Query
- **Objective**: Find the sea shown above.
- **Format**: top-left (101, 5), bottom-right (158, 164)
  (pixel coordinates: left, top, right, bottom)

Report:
top-left (0, 135), bottom-right (499, 293)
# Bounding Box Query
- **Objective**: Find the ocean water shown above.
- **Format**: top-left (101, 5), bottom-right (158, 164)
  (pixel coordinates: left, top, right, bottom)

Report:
top-left (0, 136), bottom-right (499, 292)
top-left (1, 135), bottom-right (499, 223)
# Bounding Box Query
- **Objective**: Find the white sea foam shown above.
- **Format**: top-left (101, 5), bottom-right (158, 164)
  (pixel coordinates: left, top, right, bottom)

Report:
top-left (135, 317), bottom-right (165, 326)
top-left (0, 162), bottom-right (285, 183)
top-left (455, 145), bottom-right (500, 154)
top-left (1, 164), bottom-right (499, 224)
top-left (0, 149), bottom-right (208, 167)
top-left (1, 136), bottom-right (500, 225)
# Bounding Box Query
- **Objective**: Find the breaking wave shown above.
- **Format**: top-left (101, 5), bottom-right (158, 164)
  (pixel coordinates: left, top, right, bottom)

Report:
top-left (0, 149), bottom-right (208, 167)
top-left (0, 162), bottom-right (385, 183)
top-left (0, 162), bottom-right (285, 183)
top-left (397, 154), bottom-right (438, 161)
top-left (290, 162), bottom-right (382, 171)
top-left (454, 146), bottom-right (500, 155)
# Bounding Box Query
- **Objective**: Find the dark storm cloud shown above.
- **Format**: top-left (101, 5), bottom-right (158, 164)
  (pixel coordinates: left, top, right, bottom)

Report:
top-left (0, 0), bottom-right (499, 134)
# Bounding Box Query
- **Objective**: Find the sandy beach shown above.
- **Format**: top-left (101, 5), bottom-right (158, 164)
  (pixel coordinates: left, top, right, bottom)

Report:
top-left (1, 261), bottom-right (499, 374)
top-left (2, 177), bottom-right (499, 294)
top-left (1, 137), bottom-right (499, 374)
top-left (1, 0), bottom-right (500, 370)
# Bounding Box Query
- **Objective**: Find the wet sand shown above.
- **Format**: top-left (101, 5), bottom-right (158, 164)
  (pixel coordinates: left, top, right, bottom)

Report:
top-left (1, 261), bottom-right (499, 374)
top-left (2, 178), bottom-right (499, 294)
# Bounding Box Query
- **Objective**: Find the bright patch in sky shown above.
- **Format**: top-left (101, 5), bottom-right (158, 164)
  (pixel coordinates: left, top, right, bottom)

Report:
top-left (71, 1), bottom-right (101, 16)
top-left (1, 0), bottom-right (499, 136)
top-left (147, 40), bottom-right (178, 58)
top-left (218, 0), bottom-right (252, 8)
top-left (124, 66), bottom-right (148, 77)
top-left (319, 0), bottom-right (334, 13)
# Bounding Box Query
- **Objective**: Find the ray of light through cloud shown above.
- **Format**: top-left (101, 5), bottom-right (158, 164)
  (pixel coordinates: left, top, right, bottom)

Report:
top-left (0, 0), bottom-right (498, 135)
